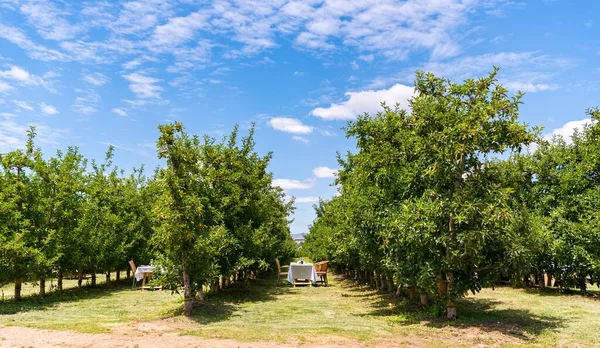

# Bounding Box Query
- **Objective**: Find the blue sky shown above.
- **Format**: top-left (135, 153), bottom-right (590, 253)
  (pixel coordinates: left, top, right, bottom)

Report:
top-left (0, 0), bottom-right (598, 236)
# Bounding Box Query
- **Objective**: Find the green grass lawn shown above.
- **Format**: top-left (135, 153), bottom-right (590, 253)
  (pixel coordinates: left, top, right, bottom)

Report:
top-left (0, 271), bottom-right (131, 299)
top-left (1, 274), bottom-right (599, 346)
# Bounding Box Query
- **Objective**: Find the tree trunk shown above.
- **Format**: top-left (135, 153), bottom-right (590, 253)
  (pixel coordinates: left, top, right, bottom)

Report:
top-left (183, 268), bottom-right (193, 317)
top-left (196, 287), bottom-right (205, 302)
top-left (436, 275), bottom-right (448, 300)
top-left (368, 271), bottom-right (374, 288)
top-left (579, 277), bottom-right (587, 294)
top-left (380, 274), bottom-right (388, 291)
top-left (40, 277), bottom-right (46, 298)
top-left (127, 268), bottom-right (131, 279)
top-left (78, 269), bottom-right (83, 288)
top-left (57, 271), bottom-right (63, 291)
top-left (542, 271), bottom-right (548, 289)
top-left (116, 270), bottom-right (120, 282)
top-left (408, 287), bottom-right (416, 301)
top-left (91, 272), bottom-right (96, 286)
top-left (447, 304), bottom-right (457, 320)
top-left (105, 272), bottom-right (111, 286)
top-left (14, 279), bottom-right (22, 301)
top-left (420, 290), bottom-right (428, 306)
top-left (374, 272), bottom-right (381, 289)
top-left (387, 277), bottom-right (395, 293)
top-left (396, 284), bottom-right (403, 297)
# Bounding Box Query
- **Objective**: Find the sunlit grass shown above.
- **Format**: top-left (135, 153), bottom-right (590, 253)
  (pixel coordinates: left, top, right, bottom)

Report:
top-left (0, 275), bottom-right (181, 333)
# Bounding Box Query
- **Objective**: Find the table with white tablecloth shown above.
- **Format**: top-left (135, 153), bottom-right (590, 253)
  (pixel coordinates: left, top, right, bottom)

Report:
top-left (287, 263), bottom-right (318, 286)
top-left (135, 265), bottom-right (154, 290)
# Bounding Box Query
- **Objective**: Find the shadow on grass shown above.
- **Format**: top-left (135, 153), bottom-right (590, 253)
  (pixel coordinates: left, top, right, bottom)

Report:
top-left (520, 285), bottom-right (600, 300)
top-left (190, 276), bottom-right (295, 324)
top-left (0, 279), bottom-right (144, 315)
top-left (345, 278), bottom-right (565, 342)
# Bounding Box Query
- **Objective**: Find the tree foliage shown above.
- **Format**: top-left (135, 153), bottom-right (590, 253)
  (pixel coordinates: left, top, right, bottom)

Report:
top-left (0, 122), bottom-right (295, 310)
top-left (303, 69), bottom-right (600, 318)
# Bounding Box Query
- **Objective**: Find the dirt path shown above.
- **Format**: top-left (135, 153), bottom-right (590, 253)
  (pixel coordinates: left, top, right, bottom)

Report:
top-left (0, 323), bottom-right (375, 348)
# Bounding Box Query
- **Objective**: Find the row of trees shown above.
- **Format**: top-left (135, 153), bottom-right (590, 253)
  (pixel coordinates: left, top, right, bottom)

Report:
top-left (303, 68), bottom-right (600, 318)
top-left (0, 123), bottom-right (296, 316)
top-left (153, 123), bottom-right (296, 315)
top-left (0, 130), bottom-right (154, 299)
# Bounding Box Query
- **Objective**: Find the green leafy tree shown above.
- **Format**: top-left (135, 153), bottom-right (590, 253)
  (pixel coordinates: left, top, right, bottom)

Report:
top-left (532, 108), bottom-right (600, 290)
top-left (153, 122), bottom-right (227, 316)
top-left (306, 68), bottom-right (539, 318)
top-left (0, 128), bottom-right (43, 299)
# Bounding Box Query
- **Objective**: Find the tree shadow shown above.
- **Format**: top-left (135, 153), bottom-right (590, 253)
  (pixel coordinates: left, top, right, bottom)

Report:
top-left (190, 277), bottom-right (295, 324)
top-left (521, 285), bottom-right (600, 300)
top-left (356, 285), bottom-right (565, 342)
top-left (0, 279), bottom-right (143, 315)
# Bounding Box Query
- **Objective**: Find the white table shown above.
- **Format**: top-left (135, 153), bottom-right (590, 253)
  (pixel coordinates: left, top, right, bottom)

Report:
top-left (287, 263), bottom-right (318, 286)
top-left (135, 265), bottom-right (154, 290)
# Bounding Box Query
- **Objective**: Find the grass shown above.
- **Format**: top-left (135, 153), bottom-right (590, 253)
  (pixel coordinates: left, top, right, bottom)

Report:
top-left (0, 274), bottom-right (181, 333)
top-left (0, 271), bottom-right (129, 299)
top-left (183, 277), bottom-right (600, 346)
top-left (1, 273), bottom-right (599, 346)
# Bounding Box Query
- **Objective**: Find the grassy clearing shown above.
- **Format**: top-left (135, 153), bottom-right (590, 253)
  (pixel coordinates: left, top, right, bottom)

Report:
top-left (1, 274), bottom-right (599, 346)
top-left (0, 271), bottom-right (131, 299)
top-left (0, 276), bottom-right (181, 333)
top-left (184, 276), bottom-right (600, 346)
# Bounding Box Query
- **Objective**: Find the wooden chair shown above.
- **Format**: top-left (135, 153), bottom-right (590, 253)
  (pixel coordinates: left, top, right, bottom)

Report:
top-left (128, 260), bottom-right (138, 288)
top-left (275, 258), bottom-right (289, 286)
top-left (315, 261), bottom-right (329, 286)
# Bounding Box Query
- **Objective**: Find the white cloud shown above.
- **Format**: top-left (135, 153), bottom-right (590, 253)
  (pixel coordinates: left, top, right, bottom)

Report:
top-left (149, 11), bottom-right (208, 51)
top-left (584, 20), bottom-right (593, 28)
top-left (269, 117), bottom-right (312, 134)
top-left (273, 178), bottom-right (315, 190)
top-left (0, 65), bottom-right (56, 92)
top-left (318, 128), bottom-right (337, 136)
top-left (0, 1), bottom-right (513, 68)
top-left (82, 72), bottom-right (110, 86)
top-left (0, 81), bottom-right (12, 93)
top-left (504, 81), bottom-right (559, 93)
top-left (295, 196), bottom-right (320, 204)
top-left (311, 84), bottom-right (414, 120)
top-left (358, 54), bottom-right (375, 63)
top-left (544, 118), bottom-right (595, 144)
top-left (292, 135), bottom-right (309, 144)
top-left (40, 103), bottom-right (59, 115)
top-left (122, 59), bottom-right (142, 70)
top-left (13, 100), bottom-right (34, 111)
top-left (293, 71), bottom-right (304, 76)
top-left (72, 89), bottom-right (100, 115)
top-left (0, 119), bottom-right (27, 152)
top-left (420, 52), bottom-right (572, 81)
top-left (313, 166), bottom-right (337, 178)
top-left (112, 108), bottom-right (127, 117)
top-left (0, 23), bottom-right (69, 61)
top-left (20, 0), bottom-right (83, 40)
top-left (0, 119), bottom-right (69, 153)
top-left (122, 72), bottom-right (162, 99)
top-left (368, 51), bottom-right (573, 91)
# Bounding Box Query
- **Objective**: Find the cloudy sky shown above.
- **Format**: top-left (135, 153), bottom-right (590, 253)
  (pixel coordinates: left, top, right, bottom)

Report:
top-left (0, 0), bottom-right (598, 236)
